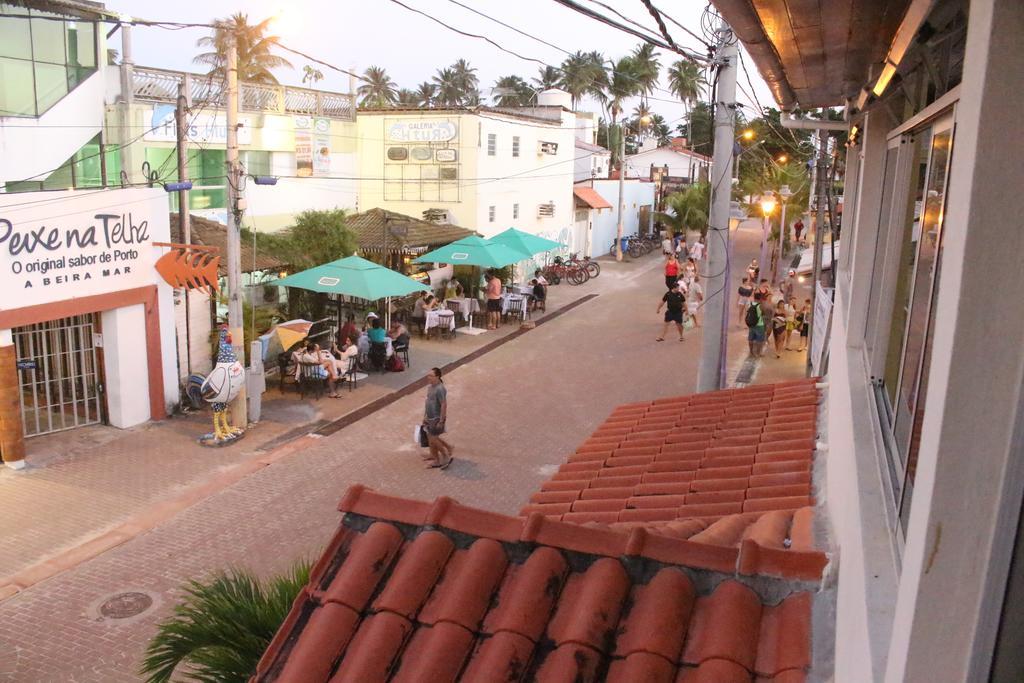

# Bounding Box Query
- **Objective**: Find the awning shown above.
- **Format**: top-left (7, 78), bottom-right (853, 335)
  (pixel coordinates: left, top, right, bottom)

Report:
top-left (573, 187), bottom-right (613, 211)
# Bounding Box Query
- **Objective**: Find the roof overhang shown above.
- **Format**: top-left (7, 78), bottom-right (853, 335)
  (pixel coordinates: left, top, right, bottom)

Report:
top-left (710, 0), bottom-right (917, 109)
top-left (573, 187), bottom-right (613, 211)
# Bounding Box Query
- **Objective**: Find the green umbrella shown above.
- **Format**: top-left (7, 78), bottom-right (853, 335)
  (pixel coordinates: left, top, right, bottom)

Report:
top-left (490, 227), bottom-right (564, 257)
top-left (413, 235), bottom-right (527, 267)
top-left (273, 255), bottom-right (428, 299)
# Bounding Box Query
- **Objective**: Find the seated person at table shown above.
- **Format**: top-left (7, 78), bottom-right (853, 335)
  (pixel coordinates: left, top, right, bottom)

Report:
top-left (297, 342), bottom-right (340, 398)
top-left (356, 330), bottom-right (370, 358)
top-left (364, 311), bottom-right (380, 331)
top-left (368, 318), bottom-right (387, 343)
top-left (452, 280), bottom-right (464, 298)
top-left (444, 280), bottom-right (457, 300)
top-left (411, 292), bottom-right (428, 332)
top-left (388, 321), bottom-right (410, 348)
top-left (531, 278), bottom-right (547, 312)
top-left (331, 337), bottom-right (359, 376)
top-left (338, 314), bottom-right (358, 350)
top-left (423, 294), bottom-right (438, 311)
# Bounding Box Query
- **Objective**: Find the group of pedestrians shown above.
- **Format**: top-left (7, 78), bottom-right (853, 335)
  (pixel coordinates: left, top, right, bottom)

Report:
top-left (740, 271), bottom-right (810, 359)
top-left (657, 234), bottom-right (706, 342)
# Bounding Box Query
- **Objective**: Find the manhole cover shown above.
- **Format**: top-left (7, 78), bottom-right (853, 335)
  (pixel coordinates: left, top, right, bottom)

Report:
top-left (99, 592), bottom-right (153, 619)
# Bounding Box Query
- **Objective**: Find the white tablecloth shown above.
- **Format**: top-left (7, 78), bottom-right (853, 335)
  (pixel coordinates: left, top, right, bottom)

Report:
top-left (501, 294), bottom-right (528, 319)
top-left (514, 285), bottom-right (533, 296)
top-left (425, 309), bottom-right (456, 332)
top-left (446, 297), bottom-right (479, 321)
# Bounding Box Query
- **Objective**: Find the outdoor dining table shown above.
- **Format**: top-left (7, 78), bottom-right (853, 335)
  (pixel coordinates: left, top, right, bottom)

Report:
top-left (501, 293), bottom-right (529, 320)
top-left (425, 309), bottom-right (456, 333)
top-left (446, 297), bottom-right (480, 321)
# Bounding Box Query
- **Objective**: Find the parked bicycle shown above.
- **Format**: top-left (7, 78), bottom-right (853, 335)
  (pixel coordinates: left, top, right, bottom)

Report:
top-left (542, 256), bottom-right (590, 285)
top-left (566, 253), bottom-right (601, 279)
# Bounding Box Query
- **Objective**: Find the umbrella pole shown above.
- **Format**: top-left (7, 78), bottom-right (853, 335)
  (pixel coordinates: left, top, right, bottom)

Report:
top-left (385, 296), bottom-right (391, 330)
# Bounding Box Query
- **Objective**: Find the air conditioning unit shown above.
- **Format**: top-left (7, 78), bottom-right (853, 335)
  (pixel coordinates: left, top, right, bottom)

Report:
top-left (537, 141), bottom-right (558, 156)
top-left (537, 202), bottom-right (555, 217)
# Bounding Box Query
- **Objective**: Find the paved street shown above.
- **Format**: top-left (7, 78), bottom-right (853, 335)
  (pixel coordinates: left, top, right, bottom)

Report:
top-left (0, 234), bottom-right (808, 682)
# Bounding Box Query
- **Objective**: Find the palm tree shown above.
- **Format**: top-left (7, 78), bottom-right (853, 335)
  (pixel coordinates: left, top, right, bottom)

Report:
top-left (194, 13), bottom-right (293, 85)
top-left (396, 88), bottom-right (418, 106)
top-left (492, 75), bottom-right (534, 106)
top-left (558, 51), bottom-right (593, 109)
top-left (649, 113), bottom-right (671, 147)
top-left (451, 59), bottom-right (479, 105)
top-left (433, 68), bottom-right (461, 106)
top-left (533, 65), bottom-right (560, 90)
top-left (631, 43), bottom-right (661, 105)
top-left (606, 56), bottom-right (641, 167)
top-left (357, 65), bottom-right (398, 108)
top-left (584, 51), bottom-right (609, 105)
top-left (667, 59), bottom-right (707, 123)
top-left (140, 563), bottom-right (310, 683)
top-left (655, 183), bottom-right (711, 237)
top-left (414, 82), bottom-right (436, 107)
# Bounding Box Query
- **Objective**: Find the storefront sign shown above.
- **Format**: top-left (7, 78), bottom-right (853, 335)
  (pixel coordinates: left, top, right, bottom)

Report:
top-left (387, 120), bottom-right (458, 143)
top-left (811, 282), bottom-right (834, 376)
top-left (16, 360), bottom-right (36, 370)
top-left (145, 104), bottom-right (252, 145)
top-left (0, 189), bottom-right (170, 310)
top-left (294, 116), bottom-right (331, 177)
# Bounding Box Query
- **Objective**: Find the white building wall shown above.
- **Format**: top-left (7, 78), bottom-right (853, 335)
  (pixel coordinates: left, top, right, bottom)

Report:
top-left (587, 179), bottom-right (655, 256)
top-left (624, 147), bottom-right (708, 181)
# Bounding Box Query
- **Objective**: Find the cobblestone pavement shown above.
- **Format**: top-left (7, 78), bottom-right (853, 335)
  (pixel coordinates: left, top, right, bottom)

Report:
top-left (0, 240), bottom-right (806, 681)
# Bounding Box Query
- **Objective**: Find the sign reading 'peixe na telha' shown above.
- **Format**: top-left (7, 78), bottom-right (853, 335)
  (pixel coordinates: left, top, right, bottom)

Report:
top-left (0, 188), bottom-right (170, 311)
top-left (387, 120), bottom-right (458, 143)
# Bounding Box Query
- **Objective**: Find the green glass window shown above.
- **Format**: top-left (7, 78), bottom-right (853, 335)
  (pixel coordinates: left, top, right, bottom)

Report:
top-left (0, 57), bottom-right (35, 115)
top-left (0, 8), bottom-right (31, 60)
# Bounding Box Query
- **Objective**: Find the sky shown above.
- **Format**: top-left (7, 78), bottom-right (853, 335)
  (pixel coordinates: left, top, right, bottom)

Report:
top-left (106, 0), bottom-right (777, 130)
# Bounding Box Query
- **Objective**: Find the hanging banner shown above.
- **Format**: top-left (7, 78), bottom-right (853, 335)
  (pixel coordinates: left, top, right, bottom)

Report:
top-left (295, 116), bottom-right (331, 177)
top-left (146, 104), bottom-right (252, 145)
top-left (811, 282), bottom-right (834, 376)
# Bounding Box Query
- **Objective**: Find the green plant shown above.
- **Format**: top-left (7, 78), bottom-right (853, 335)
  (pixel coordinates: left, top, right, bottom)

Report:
top-left (141, 562), bottom-right (311, 683)
top-left (656, 182), bottom-right (710, 237)
top-left (193, 13), bottom-right (292, 85)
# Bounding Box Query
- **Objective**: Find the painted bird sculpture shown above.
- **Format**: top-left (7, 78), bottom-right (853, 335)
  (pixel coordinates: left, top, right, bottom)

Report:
top-left (192, 327), bottom-right (246, 444)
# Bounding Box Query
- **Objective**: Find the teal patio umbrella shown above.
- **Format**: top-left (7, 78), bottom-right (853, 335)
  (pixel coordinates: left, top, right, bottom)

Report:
top-left (274, 255), bottom-right (429, 329)
top-left (413, 235), bottom-right (527, 268)
top-left (491, 227), bottom-right (565, 286)
top-left (413, 236), bottom-right (526, 335)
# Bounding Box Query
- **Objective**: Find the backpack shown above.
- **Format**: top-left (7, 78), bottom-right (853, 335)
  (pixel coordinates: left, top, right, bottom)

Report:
top-left (745, 303), bottom-right (761, 328)
top-left (387, 353), bottom-right (405, 372)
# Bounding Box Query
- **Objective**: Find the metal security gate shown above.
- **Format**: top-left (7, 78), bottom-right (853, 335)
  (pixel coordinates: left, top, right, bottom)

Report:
top-left (13, 314), bottom-right (103, 437)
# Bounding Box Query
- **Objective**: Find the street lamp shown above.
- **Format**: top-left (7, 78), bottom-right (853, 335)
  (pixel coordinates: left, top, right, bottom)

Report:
top-left (742, 128), bottom-right (756, 141)
top-left (758, 191), bottom-right (776, 283)
top-left (777, 154), bottom-right (788, 164)
top-left (615, 114), bottom-right (651, 261)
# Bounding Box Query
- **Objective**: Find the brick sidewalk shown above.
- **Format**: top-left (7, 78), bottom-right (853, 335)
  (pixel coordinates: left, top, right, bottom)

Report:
top-left (0, 249), bottom-right (810, 681)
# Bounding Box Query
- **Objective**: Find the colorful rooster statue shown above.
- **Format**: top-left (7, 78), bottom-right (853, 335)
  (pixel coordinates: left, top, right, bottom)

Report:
top-left (191, 327), bottom-right (246, 445)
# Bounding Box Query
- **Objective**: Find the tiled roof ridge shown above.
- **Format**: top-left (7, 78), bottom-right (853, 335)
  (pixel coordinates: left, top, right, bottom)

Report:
top-left (336, 485), bottom-right (825, 586)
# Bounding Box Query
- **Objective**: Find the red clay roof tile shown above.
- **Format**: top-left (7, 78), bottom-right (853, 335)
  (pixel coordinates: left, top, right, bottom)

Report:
top-left (789, 507), bottom-right (815, 552)
top-left (742, 496), bottom-right (812, 513)
top-left (546, 557), bottom-right (630, 651)
top-left (459, 630), bottom-right (535, 682)
top-left (532, 643), bottom-right (603, 682)
top-left (372, 530), bottom-right (453, 618)
top-left (607, 651), bottom-right (679, 683)
top-left (754, 593), bottom-right (812, 677)
top-left (329, 611), bottom-right (412, 682)
top-left (579, 486), bottom-right (636, 500)
top-left (390, 621), bottom-right (474, 683)
top-left (682, 581), bottom-right (763, 670)
top-left (483, 546), bottom-right (567, 642)
top-left (320, 522), bottom-right (404, 611)
top-left (615, 568), bottom-right (695, 661)
top-left (676, 658), bottom-right (754, 682)
top-left (418, 538), bottom-right (508, 631)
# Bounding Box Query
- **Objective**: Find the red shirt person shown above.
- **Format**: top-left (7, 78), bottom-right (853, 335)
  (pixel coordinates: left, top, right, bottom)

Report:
top-left (664, 255), bottom-right (681, 290)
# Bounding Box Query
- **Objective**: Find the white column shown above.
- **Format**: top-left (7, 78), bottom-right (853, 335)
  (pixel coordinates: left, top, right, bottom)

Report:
top-left (100, 305), bottom-right (152, 429)
top-left (886, 0), bottom-right (1024, 680)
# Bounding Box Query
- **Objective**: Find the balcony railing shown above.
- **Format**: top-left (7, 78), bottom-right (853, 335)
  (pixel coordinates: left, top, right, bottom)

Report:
top-left (130, 66), bottom-right (355, 121)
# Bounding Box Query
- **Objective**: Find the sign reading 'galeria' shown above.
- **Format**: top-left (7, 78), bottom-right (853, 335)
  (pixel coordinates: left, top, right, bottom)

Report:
top-left (387, 120), bottom-right (458, 142)
top-left (0, 189), bottom-right (170, 310)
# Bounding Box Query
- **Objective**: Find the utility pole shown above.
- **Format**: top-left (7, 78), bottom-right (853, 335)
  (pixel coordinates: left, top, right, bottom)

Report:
top-left (697, 18), bottom-right (738, 393)
top-left (175, 77), bottom-right (192, 376)
top-left (806, 126), bottom-right (829, 376)
top-left (615, 125), bottom-right (626, 261)
top-left (225, 31), bottom-right (247, 427)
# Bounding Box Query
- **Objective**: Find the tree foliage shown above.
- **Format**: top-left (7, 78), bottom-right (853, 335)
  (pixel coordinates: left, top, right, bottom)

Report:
top-left (194, 13), bottom-right (292, 84)
top-left (492, 75), bottom-right (535, 106)
top-left (656, 182), bottom-right (710, 236)
top-left (357, 65), bottom-right (398, 108)
top-left (140, 562), bottom-right (311, 683)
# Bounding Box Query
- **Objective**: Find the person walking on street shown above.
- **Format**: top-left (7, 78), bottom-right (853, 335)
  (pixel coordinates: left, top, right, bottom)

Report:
top-left (748, 259), bottom-right (760, 282)
top-left (656, 282), bottom-right (687, 342)
top-left (687, 274), bottom-right (704, 327)
top-left (664, 254), bottom-right (680, 290)
top-left (422, 367), bottom-right (453, 469)
top-left (781, 270), bottom-right (797, 301)
top-left (662, 232), bottom-right (673, 256)
top-left (771, 300), bottom-right (788, 358)
top-left (794, 218), bottom-right (804, 245)
top-left (689, 236), bottom-right (706, 261)
top-left (485, 272), bottom-right (502, 330)
top-left (797, 298), bottom-right (812, 351)
top-left (784, 296), bottom-right (798, 350)
top-left (746, 292), bottom-right (767, 357)
top-left (737, 277), bottom-right (754, 328)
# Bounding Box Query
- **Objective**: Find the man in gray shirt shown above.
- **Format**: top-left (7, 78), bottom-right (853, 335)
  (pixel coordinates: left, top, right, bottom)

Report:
top-left (423, 367), bottom-right (453, 469)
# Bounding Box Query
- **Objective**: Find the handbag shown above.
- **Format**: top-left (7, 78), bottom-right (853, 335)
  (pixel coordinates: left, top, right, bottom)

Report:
top-left (414, 424), bottom-right (429, 447)
top-left (683, 314), bottom-right (695, 331)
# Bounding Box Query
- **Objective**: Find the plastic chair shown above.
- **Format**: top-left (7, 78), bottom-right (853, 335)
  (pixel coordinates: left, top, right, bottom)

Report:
top-left (297, 362), bottom-right (327, 399)
top-left (435, 310), bottom-right (456, 340)
top-left (503, 297), bottom-right (525, 324)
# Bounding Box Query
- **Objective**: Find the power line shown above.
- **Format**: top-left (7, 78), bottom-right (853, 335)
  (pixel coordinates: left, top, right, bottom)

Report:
top-left (444, 0), bottom-right (570, 56)
top-left (639, 0), bottom-right (679, 54)
top-left (648, 3), bottom-right (716, 50)
top-left (580, 0), bottom-right (666, 44)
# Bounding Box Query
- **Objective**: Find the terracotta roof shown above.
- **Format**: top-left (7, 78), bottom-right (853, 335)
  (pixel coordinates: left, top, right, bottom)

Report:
top-left (347, 208), bottom-right (475, 252)
top-left (573, 187), bottom-right (613, 211)
top-left (169, 214), bottom-right (283, 275)
top-left (254, 485), bottom-right (815, 683)
top-left (520, 379), bottom-right (826, 579)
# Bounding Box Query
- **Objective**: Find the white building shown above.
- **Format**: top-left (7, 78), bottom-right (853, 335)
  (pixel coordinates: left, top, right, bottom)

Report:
top-left (572, 178), bottom-right (655, 258)
top-left (624, 137), bottom-right (710, 184)
top-left (573, 139), bottom-right (611, 182)
top-left (713, 0), bottom-right (1024, 679)
top-left (356, 93), bottom-right (578, 243)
